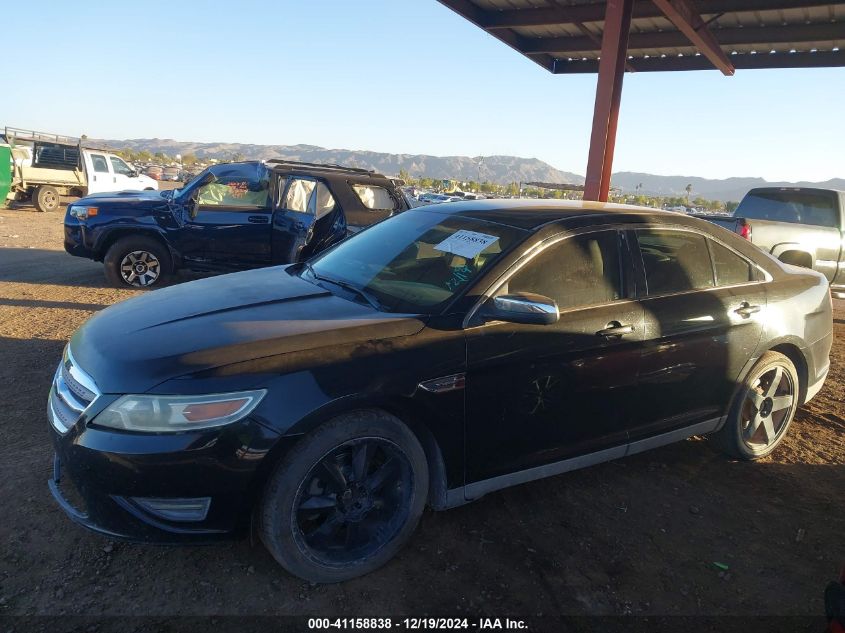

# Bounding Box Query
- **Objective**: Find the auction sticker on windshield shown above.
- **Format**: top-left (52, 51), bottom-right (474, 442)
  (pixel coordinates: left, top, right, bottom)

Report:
top-left (434, 230), bottom-right (499, 259)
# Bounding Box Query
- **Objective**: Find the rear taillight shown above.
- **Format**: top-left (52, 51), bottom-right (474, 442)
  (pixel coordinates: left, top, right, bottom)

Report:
top-left (739, 221), bottom-right (751, 240)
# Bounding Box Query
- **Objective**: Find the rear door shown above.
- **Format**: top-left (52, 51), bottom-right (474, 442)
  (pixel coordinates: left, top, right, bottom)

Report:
top-left (631, 227), bottom-right (766, 440)
top-left (271, 176), bottom-right (343, 262)
top-left (183, 162), bottom-right (273, 267)
top-left (85, 153), bottom-right (113, 193)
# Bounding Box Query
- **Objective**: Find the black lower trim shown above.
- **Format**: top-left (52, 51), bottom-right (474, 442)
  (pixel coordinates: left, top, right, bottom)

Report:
top-left (444, 418), bottom-right (723, 507)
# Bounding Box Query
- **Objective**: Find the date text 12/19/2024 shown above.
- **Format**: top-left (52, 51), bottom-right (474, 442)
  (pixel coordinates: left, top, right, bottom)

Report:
top-left (307, 618), bottom-right (528, 630)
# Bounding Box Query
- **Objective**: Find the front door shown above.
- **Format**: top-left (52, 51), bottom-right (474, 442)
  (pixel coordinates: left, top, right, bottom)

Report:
top-left (108, 155), bottom-right (136, 191)
top-left (631, 228), bottom-right (766, 440)
top-left (181, 163), bottom-right (273, 268)
top-left (464, 229), bottom-right (644, 486)
top-left (86, 153), bottom-right (113, 194)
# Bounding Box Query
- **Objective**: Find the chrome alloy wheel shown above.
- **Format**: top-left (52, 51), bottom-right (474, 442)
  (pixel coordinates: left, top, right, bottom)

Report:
top-left (119, 250), bottom-right (161, 287)
top-left (740, 365), bottom-right (796, 450)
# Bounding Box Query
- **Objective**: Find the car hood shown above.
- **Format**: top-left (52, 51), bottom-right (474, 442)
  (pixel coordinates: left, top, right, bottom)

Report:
top-left (69, 266), bottom-right (426, 394)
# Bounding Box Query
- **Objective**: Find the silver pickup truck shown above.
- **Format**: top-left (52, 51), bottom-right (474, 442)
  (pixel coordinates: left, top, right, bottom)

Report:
top-left (696, 187), bottom-right (845, 298)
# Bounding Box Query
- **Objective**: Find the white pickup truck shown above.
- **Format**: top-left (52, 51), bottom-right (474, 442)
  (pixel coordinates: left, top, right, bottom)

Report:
top-left (5, 127), bottom-right (157, 212)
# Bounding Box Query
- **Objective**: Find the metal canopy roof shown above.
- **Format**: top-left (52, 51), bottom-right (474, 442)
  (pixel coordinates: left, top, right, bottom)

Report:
top-left (439, 0), bottom-right (845, 74)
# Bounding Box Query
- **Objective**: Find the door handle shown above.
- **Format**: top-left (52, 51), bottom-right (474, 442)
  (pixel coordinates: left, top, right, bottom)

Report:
top-left (596, 321), bottom-right (635, 338)
top-left (248, 215), bottom-right (269, 224)
top-left (734, 302), bottom-right (761, 318)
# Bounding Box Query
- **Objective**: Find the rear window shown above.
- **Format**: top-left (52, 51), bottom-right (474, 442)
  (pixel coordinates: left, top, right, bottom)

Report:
top-left (352, 184), bottom-right (395, 211)
top-left (736, 190), bottom-right (839, 228)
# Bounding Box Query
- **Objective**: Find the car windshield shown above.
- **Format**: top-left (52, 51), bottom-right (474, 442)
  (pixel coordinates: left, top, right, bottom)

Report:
top-left (307, 209), bottom-right (526, 313)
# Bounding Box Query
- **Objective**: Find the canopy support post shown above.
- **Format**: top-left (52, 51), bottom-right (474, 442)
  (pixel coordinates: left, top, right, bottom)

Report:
top-left (583, 0), bottom-right (633, 202)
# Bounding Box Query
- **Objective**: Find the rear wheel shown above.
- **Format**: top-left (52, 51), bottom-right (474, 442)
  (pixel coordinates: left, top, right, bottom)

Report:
top-left (103, 235), bottom-right (171, 289)
top-left (33, 185), bottom-right (61, 212)
top-left (715, 351), bottom-right (800, 460)
top-left (260, 410), bottom-right (428, 583)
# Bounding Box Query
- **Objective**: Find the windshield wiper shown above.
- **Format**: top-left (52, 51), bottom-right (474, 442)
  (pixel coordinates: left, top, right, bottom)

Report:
top-left (303, 263), bottom-right (384, 311)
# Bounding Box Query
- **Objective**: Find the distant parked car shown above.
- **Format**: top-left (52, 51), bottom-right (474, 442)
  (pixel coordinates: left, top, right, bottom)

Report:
top-left (144, 165), bottom-right (164, 180)
top-left (162, 166), bottom-right (180, 181)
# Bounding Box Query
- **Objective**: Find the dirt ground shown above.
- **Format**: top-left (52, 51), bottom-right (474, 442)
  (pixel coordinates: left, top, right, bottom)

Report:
top-left (0, 204), bottom-right (843, 619)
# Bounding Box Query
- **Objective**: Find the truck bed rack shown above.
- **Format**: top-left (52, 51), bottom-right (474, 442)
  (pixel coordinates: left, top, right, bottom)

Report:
top-left (3, 126), bottom-right (114, 152)
top-left (266, 159), bottom-right (375, 176)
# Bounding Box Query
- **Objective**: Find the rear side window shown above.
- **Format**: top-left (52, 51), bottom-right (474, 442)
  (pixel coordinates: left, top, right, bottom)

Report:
top-left (708, 239), bottom-right (755, 286)
top-left (736, 190), bottom-right (838, 228)
top-left (507, 231), bottom-right (622, 310)
top-left (283, 178), bottom-right (336, 218)
top-left (353, 184), bottom-right (395, 211)
top-left (91, 154), bottom-right (109, 173)
top-left (637, 229), bottom-right (714, 296)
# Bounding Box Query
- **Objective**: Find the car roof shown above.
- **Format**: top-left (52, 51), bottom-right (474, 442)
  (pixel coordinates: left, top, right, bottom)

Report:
top-left (419, 198), bottom-right (677, 230)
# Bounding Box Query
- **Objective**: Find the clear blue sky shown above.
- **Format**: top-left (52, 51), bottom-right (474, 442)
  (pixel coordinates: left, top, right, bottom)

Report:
top-left (6, 0), bottom-right (844, 182)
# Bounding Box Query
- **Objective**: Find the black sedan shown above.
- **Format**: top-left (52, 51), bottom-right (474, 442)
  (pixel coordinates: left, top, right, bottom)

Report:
top-left (48, 200), bottom-right (832, 582)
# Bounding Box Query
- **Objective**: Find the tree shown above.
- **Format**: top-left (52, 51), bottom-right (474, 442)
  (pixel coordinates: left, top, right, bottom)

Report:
top-left (725, 200), bottom-right (739, 213)
top-left (181, 153), bottom-right (198, 166)
top-left (685, 183), bottom-right (693, 204)
top-left (231, 152), bottom-right (245, 162)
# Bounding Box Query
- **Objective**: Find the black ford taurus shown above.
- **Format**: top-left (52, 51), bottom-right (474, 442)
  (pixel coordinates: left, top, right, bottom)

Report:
top-left (48, 200), bottom-right (832, 582)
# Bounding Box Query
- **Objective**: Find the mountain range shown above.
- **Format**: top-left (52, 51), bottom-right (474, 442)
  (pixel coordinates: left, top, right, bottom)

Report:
top-left (104, 138), bottom-right (843, 202)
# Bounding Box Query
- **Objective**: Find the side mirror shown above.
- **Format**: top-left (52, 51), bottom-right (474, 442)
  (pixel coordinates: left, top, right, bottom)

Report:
top-left (129, 170), bottom-right (139, 178)
top-left (479, 292), bottom-right (559, 326)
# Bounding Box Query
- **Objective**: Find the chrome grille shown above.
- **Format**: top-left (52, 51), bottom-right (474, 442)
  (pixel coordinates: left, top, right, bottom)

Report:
top-left (48, 348), bottom-right (100, 434)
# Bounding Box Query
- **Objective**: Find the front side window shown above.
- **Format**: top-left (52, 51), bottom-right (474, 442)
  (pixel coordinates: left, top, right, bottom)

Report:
top-left (109, 156), bottom-right (134, 176)
top-left (708, 239), bottom-right (755, 286)
top-left (91, 154), bottom-right (109, 173)
top-left (196, 163), bottom-right (269, 208)
top-left (637, 229), bottom-right (714, 296)
top-left (736, 190), bottom-right (839, 228)
top-left (352, 184), bottom-right (395, 211)
top-left (505, 231), bottom-right (622, 310)
top-left (309, 209), bottom-right (525, 313)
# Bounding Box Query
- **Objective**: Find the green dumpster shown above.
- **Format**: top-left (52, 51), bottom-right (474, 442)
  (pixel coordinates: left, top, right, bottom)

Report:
top-left (0, 144), bottom-right (11, 206)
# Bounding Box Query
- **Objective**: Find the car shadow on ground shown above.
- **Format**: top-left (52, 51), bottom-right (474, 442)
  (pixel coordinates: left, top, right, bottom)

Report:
top-left (0, 247), bottom-right (212, 289)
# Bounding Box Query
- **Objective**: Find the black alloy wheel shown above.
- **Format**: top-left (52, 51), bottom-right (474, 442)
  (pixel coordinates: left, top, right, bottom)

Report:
top-left (260, 410), bottom-right (428, 583)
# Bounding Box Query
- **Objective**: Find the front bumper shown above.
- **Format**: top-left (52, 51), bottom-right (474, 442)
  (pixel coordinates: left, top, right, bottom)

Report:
top-left (63, 222), bottom-right (96, 259)
top-left (48, 413), bottom-right (290, 544)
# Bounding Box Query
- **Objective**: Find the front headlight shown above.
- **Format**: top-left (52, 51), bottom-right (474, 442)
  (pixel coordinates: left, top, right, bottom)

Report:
top-left (69, 205), bottom-right (98, 219)
top-left (92, 390), bottom-right (267, 433)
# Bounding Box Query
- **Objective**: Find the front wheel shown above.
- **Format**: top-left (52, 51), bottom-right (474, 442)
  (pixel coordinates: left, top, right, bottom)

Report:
top-left (260, 410), bottom-right (428, 583)
top-left (715, 351), bottom-right (800, 460)
top-left (103, 235), bottom-right (171, 288)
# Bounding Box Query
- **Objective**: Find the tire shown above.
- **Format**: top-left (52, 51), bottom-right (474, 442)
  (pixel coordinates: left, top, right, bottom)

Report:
top-left (714, 351), bottom-right (800, 460)
top-left (33, 185), bottom-right (61, 212)
top-left (103, 235), bottom-right (171, 289)
top-left (260, 410), bottom-right (428, 583)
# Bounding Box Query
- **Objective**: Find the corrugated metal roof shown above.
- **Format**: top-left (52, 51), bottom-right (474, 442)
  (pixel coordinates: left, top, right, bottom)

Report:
top-left (439, 0), bottom-right (845, 73)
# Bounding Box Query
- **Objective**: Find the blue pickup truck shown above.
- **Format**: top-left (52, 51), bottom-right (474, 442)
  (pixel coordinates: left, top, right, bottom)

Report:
top-left (63, 160), bottom-right (409, 288)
